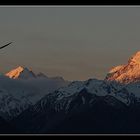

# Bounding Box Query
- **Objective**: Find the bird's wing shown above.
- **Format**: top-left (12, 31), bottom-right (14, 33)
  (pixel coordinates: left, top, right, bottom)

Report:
top-left (0, 42), bottom-right (12, 49)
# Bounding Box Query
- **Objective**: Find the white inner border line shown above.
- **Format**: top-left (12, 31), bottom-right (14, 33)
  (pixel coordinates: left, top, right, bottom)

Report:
top-left (0, 6), bottom-right (140, 7)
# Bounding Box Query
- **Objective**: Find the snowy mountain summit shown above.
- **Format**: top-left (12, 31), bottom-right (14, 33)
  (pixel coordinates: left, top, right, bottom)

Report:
top-left (106, 51), bottom-right (140, 84)
top-left (6, 66), bottom-right (40, 80)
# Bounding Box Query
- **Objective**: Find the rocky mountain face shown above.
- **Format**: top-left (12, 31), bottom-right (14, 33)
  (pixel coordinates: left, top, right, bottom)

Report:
top-left (11, 79), bottom-right (140, 134)
top-left (105, 51), bottom-right (140, 84)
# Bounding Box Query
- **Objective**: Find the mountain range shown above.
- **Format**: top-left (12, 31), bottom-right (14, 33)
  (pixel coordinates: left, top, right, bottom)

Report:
top-left (1, 51), bottom-right (140, 133)
top-left (0, 66), bottom-right (69, 121)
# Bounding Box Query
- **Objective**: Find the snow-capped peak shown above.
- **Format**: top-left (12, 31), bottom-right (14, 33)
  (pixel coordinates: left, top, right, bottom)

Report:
top-left (5, 66), bottom-right (36, 79)
top-left (105, 51), bottom-right (140, 84)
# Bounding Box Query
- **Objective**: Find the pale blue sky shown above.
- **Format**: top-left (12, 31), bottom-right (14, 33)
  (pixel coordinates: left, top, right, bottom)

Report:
top-left (0, 6), bottom-right (140, 80)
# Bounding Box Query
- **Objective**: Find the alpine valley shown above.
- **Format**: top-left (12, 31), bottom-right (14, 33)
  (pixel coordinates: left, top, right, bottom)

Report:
top-left (2, 51), bottom-right (140, 134)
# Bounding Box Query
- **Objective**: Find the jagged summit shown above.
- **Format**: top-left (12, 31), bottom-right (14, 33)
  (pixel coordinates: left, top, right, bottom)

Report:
top-left (5, 66), bottom-right (36, 79)
top-left (128, 51), bottom-right (140, 64)
top-left (105, 51), bottom-right (140, 84)
top-left (5, 66), bottom-right (65, 81)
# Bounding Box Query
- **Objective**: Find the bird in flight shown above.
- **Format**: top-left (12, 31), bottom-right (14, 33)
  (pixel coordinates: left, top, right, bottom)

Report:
top-left (0, 42), bottom-right (12, 50)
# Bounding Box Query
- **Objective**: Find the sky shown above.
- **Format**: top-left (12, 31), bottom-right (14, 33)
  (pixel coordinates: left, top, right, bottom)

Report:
top-left (0, 6), bottom-right (140, 81)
